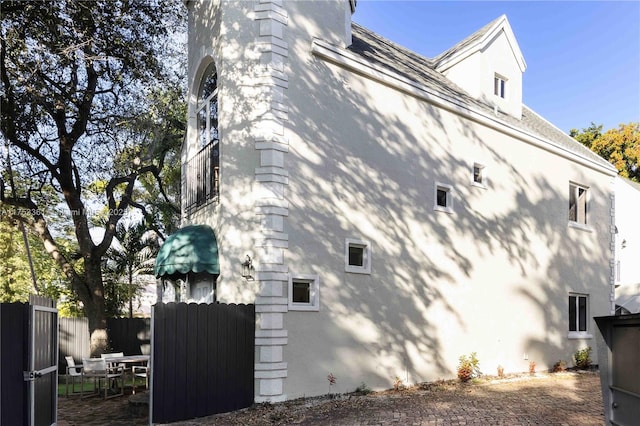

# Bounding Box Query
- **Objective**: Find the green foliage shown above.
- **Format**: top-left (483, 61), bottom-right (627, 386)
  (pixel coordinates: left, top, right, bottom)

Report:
top-left (103, 220), bottom-right (159, 317)
top-left (573, 347), bottom-right (592, 370)
top-left (1, 0), bottom-right (185, 350)
top-left (571, 122), bottom-right (640, 182)
top-left (354, 382), bottom-right (372, 395)
top-left (0, 214), bottom-right (74, 304)
top-left (457, 352), bottom-right (481, 382)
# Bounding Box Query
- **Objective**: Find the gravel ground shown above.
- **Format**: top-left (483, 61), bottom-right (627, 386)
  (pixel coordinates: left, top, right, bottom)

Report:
top-left (59, 370), bottom-right (604, 425)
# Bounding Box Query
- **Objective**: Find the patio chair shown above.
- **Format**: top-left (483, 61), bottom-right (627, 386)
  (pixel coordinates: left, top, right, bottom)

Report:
top-left (132, 365), bottom-right (149, 394)
top-left (64, 356), bottom-right (83, 397)
top-left (100, 352), bottom-right (125, 369)
top-left (81, 358), bottom-right (124, 399)
top-left (101, 352), bottom-right (129, 383)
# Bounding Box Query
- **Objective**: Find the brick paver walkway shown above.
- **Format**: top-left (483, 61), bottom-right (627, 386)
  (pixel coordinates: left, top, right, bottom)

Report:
top-left (57, 371), bottom-right (604, 425)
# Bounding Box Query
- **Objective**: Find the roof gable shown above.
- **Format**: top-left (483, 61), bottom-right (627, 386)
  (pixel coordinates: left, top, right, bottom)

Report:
top-left (433, 15), bottom-right (527, 74)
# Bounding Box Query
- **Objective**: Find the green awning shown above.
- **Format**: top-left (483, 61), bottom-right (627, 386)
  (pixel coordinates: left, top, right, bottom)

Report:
top-left (154, 225), bottom-right (220, 279)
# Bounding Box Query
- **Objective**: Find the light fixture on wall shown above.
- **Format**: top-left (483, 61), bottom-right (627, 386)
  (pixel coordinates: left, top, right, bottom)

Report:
top-left (241, 255), bottom-right (254, 280)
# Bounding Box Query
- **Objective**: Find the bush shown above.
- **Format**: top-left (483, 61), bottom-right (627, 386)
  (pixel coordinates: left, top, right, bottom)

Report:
top-left (552, 360), bottom-right (566, 373)
top-left (574, 347), bottom-right (592, 369)
top-left (457, 352), bottom-right (481, 382)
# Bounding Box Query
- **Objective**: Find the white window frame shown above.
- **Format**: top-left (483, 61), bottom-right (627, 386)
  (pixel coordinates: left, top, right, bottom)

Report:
top-left (345, 238), bottom-right (371, 274)
top-left (196, 62), bottom-right (219, 148)
top-left (568, 293), bottom-right (592, 339)
top-left (434, 182), bottom-right (454, 213)
top-left (288, 274), bottom-right (320, 311)
top-left (471, 162), bottom-right (487, 188)
top-left (494, 74), bottom-right (507, 99)
top-left (569, 182), bottom-right (589, 229)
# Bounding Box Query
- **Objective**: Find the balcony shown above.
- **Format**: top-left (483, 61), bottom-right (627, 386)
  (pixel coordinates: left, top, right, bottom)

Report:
top-left (185, 141), bottom-right (219, 215)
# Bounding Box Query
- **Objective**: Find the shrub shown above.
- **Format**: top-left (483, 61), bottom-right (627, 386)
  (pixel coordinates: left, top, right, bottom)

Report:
top-left (552, 360), bottom-right (566, 373)
top-left (574, 347), bottom-right (592, 369)
top-left (457, 352), bottom-right (481, 382)
top-left (354, 382), bottom-right (371, 395)
top-left (393, 376), bottom-right (404, 391)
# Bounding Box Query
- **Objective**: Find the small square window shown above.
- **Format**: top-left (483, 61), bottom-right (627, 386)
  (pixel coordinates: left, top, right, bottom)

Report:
top-left (494, 74), bottom-right (507, 98)
top-left (569, 183), bottom-right (588, 225)
top-left (292, 281), bottom-right (310, 303)
top-left (345, 238), bottom-right (371, 274)
top-left (349, 245), bottom-right (364, 267)
top-left (288, 274), bottom-right (319, 311)
top-left (434, 183), bottom-right (453, 213)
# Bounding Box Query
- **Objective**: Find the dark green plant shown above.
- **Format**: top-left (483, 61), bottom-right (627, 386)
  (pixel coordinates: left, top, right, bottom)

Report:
top-left (574, 347), bottom-right (592, 369)
top-left (354, 382), bottom-right (371, 395)
top-left (457, 352), bottom-right (481, 382)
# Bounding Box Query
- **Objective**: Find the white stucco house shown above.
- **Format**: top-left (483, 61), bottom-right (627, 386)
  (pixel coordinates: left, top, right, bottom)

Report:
top-left (614, 177), bottom-right (640, 314)
top-left (157, 0), bottom-right (618, 402)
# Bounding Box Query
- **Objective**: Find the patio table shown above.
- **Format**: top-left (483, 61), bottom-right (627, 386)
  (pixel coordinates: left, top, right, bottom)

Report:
top-left (104, 355), bottom-right (150, 390)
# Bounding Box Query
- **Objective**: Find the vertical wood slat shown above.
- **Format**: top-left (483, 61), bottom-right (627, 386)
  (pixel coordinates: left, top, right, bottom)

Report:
top-left (152, 302), bottom-right (255, 424)
top-left (0, 303), bottom-right (29, 426)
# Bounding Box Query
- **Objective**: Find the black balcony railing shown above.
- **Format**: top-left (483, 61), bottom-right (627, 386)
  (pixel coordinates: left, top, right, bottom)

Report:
top-left (185, 141), bottom-right (219, 214)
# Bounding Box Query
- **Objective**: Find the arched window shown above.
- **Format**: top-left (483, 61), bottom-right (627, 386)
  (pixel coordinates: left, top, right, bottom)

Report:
top-left (186, 62), bottom-right (220, 213)
top-left (197, 62), bottom-right (219, 147)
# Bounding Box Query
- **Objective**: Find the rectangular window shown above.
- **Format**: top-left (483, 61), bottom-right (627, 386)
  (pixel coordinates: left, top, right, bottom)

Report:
top-left (288, 274), bottom-right (319, 311)
top-left (434, 183), bottom-right (453, 213)
top-left (568, 294), bottom-right (591, 338)
top-left (345, 238), bottom-right (371, 274)
top-left (472, 162), bottom-right (486, 187)
top-left (569, 183), bottom-right (588, 225)
top-left (494, 75), bottom-right (507, 98)
top-left (292, 281), bottom-right (310, 303)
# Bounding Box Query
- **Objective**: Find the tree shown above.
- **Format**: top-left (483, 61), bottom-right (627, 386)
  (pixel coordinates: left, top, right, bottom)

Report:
top-left (570, 122), bottom-right (640, 182)
top-left (1, 1), bottom-right (183, 354)
top-left (103, 220), bottom-right (159, 318)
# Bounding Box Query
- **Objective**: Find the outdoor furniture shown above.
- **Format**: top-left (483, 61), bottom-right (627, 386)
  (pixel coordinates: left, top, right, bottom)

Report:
top-left (101, 352), bottom-right (126, 370)
top-left (101, 354), bottom-right (151, 392)
top-left (81, 358), bottom-right (124, 399)
top-left (132, 365), bottom-right (149, 394)
top-left (64, 356), bottom-right (83, 397)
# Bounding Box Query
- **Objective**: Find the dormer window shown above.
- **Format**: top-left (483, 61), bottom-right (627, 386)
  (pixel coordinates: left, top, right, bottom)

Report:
top-left (494, 74), bottom-right (507, 99)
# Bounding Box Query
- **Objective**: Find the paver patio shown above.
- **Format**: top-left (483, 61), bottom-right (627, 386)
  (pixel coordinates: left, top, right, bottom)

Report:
top-left (57, 371), bottom-right (604, 425)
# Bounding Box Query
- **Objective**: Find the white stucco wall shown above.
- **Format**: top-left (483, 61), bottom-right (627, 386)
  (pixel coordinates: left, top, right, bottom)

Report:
top-left (185, 0), bottom-right (615, 401)
top-left (281, 1), bottom-right (613, 398)
top-left (442, 28), bottom-right (524, 119)
top-left (615, 177), bottom-right (640, 312)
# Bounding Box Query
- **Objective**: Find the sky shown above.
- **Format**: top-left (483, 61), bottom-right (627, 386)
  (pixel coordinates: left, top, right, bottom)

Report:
top-left (352, 1), bottom-right (640, 134)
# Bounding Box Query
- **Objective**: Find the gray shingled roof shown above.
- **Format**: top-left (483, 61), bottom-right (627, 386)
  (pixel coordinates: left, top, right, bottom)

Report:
top-left (348, 22), bottom-right (614, 170)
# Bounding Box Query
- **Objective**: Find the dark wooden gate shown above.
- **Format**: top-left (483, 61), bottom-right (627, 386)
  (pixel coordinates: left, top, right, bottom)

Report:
top-left (595, 313), bottom-right (640, 426)
top-left (1, 296), bottom-right (58, 426)
top-left (151, 302), bottom-right (255, 423)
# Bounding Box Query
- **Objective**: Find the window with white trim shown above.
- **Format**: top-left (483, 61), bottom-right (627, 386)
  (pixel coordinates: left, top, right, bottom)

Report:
top-left (494, 74), bottom-right (507, 99)
top-left (472, 162), bottom-right (486, 187)
top-left (345, 238), bottom-right (371, 274)
top-left (288, 274), bottom-right (319, 311)
top-left (569, 183), bottom-right (588, 225)
top-left (434, 183), bottom-right (453, 213)
top-left (568, 294), bottom-right (591, 338)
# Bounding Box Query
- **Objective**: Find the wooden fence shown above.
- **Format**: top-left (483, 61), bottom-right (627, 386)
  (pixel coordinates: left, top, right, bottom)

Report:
top-left (151, 302), bottom-right (255, 423)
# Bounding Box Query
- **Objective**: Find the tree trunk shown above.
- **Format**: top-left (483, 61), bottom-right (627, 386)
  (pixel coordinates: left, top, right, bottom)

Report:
top-left (77, 259), bottom-right (109, 356)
